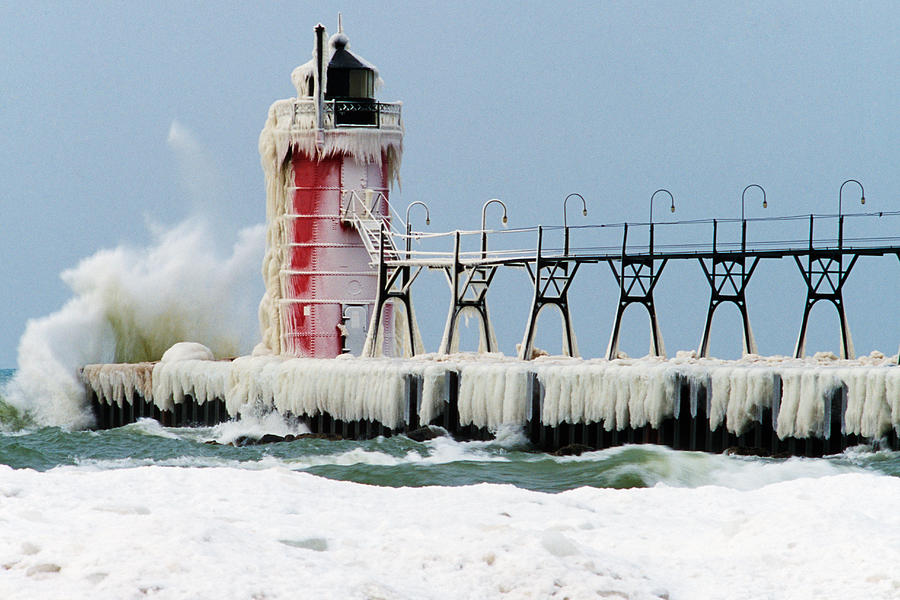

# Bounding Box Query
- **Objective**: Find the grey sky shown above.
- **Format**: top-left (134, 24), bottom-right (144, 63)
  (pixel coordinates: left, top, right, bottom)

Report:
top-left (2, 1), bottom-right (898, 367)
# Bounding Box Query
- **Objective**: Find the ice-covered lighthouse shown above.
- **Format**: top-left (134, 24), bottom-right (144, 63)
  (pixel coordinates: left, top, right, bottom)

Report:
top-left (257, 20), bottom-right (402, 358)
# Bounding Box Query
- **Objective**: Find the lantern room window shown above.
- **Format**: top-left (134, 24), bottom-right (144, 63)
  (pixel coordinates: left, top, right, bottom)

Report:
top-left (349, 69), bottom-right (374, 99)
top-left (325, 68), bottom-right (374, 100)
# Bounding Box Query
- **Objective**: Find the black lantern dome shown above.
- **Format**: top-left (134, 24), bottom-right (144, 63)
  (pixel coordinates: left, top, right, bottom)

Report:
top-left (325, 33), bottom-right (376, 101)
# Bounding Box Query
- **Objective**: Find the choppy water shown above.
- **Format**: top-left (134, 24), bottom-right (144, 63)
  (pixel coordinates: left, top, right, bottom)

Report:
top-left (4, 367), bottom-right (900, 491)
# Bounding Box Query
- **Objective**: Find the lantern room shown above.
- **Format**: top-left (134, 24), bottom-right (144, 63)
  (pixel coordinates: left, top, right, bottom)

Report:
top-left (325, 31), bottom-right (378, 125)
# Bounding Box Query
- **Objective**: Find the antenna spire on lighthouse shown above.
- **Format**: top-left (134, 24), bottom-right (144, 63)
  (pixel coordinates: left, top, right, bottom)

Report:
top-left (314, 23), bottom-right (326, 155)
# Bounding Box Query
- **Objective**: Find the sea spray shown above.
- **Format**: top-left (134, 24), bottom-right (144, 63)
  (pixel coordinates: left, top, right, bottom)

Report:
top-left (4, 219), bottom-right (264, 429)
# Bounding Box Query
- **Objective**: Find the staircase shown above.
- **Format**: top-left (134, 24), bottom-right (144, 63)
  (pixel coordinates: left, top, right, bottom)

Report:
top-left (341, 190), bottom-right (401, 265)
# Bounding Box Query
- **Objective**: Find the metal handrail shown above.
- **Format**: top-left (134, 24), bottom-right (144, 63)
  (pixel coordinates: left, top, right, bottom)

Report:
top-left (334, 191), bottom-right (900, 268)
top-left (339, 190), bottom-right (388, 222)
top-left (292, 99), bottom-right (402, 130)
top-left (339, 190), bottom-right (402, 262)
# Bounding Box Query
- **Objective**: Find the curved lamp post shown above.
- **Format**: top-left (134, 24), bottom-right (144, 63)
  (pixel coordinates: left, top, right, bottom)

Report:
top-left (563, 193), bottom-right (588, 228)
top-left (838, 179), bottom-right (865, 247)
top-left (740, 184), bottom-right (767, 251)
top-left (649, 189), bottom-right (675, 224)
top-left (649, 189), bottom-right (675, 254)
top-left (405, 200), bottom-right (430, 255)
top-left (839, 179), bottom-right (865, 216)
top-left (741, 184), bottom-right (767, 221)
top-left (563, 193), bottom-right (587, 254)
top-left (481, 198), bottom-right (508, 258)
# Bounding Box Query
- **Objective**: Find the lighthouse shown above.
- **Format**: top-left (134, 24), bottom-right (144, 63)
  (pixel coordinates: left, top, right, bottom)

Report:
top-left (257, 21), bottom-right (403, 358)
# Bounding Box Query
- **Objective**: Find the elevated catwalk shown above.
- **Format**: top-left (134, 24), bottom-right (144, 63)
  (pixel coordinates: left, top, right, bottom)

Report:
top-left (82, 353), bottom-right (900, 456)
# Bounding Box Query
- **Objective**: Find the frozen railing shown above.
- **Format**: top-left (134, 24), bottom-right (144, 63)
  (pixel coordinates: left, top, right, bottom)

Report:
top-left (469, 210), bottom-right (900, 262)
top-left (292, 99), bottom-right (402, 130)
top-left (340, 190), bottom-right (537, 267)
top-left (398, 227), bottom-right (541, 267)
top-left (340, 190), bottom-right (402, 263)
top-left (343, 193), bottom-right (900, 269)
top-left (576, 210), bottom-right (900, 258)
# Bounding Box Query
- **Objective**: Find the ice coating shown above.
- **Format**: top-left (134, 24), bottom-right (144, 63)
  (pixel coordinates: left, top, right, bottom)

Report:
top-left (79, 363), bottom-right (154, 409)
top-left (80, 351), bottom-right (900, 439)
top-left (257, 28), bottom-right (402, 356)
top-left (159, 342), bottom-right (215, 363)
top-left (152, 359), bottom-right (231, 412)
top-left (438, 305), bottom-right (500, 357)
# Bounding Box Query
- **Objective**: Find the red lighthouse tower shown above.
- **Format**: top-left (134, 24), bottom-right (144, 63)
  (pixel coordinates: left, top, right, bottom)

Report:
top-left (257, 22), bottom-right (402, 357)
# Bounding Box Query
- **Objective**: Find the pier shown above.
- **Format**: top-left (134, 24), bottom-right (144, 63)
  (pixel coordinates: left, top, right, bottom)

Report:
top-left (350, 181), bottom-right (894, 364)
top-left (70, 23), bottom-right (900, 460)
top-left (82, 351), bottom-right (900, 455)
top-left (79, 180), bottom-right (900, 456)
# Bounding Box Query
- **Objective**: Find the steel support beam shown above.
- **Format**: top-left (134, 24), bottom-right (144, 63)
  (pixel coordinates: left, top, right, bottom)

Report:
top-left (793, 251), bottom-right (858, 359)
top-left (440, 231), bottom-right (499, 354)
top-left (793, 216), bottom-right (859, 359)
top-left (363, 225), bottom-right (424, 357)
top-left (698, 220), bottom-right (761, 357)
top-left (519, 227), bottom-right (580, 360)
top-left (606, 223), bottom-right (668, 360)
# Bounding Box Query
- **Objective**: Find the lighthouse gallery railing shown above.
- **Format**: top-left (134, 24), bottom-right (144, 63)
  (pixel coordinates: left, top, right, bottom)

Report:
top-left (292, 99), bottom-right (402, 130)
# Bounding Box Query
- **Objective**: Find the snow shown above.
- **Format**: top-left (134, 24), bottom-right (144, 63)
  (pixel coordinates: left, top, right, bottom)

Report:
top-left (1, 465), bottom-right (899, 599)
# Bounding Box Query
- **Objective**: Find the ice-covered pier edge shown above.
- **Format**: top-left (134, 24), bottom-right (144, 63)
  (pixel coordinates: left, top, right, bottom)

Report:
top-left (81, 349), bottom-right (900, 454)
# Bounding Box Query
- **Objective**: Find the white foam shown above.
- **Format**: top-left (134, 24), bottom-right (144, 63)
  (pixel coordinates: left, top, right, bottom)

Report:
top-left (5, 219), bottom-right (264, 429)
top-left (210, 410), bottom-right (311, 446)
top-left (555, 444), bottom-right (857, 490)
top-left (125, 418), bottom-right (182, 440)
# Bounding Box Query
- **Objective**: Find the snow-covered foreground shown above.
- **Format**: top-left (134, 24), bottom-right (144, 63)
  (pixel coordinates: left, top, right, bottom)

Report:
top-left (1, 465), bottom-right (898, 600)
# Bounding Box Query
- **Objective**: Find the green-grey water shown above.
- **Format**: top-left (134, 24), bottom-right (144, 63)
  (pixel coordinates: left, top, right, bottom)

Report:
top-left (3, 368), bottom-right (900, 492)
